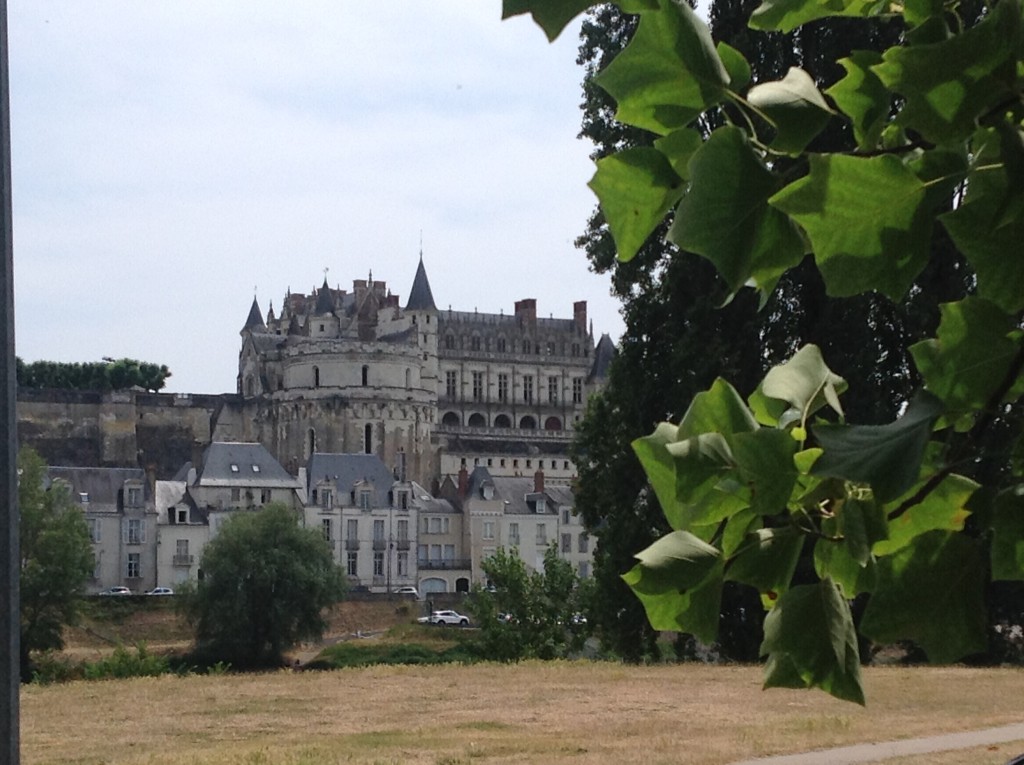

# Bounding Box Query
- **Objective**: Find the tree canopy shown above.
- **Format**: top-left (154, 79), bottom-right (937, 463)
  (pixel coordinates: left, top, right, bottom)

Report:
top-left (18, 448), bottom-right (94, 681)
top-left (16, 357), bottom-right (171, 392)
top-left (506, 0), bottom-right (1024, 703)
top-left (184, 504), bottom-right (345, 669)
top-left (467, 545), bottom-right (591, 661)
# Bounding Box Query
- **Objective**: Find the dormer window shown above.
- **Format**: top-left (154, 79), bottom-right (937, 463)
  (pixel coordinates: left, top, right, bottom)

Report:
top-left (126, 486), bottom-right (142, 507)
top-left (358, 490), bottom-right (372, 510)
top-left (176, 508), bottom-right (189, 524)
top-left (79, 492), bottom-right (90, 504)
top-left (536, 498), bottom-right (547, 513)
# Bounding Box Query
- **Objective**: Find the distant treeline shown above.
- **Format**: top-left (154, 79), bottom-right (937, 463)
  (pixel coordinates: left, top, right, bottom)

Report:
top-left (16, 357), bottom-right (172, 393)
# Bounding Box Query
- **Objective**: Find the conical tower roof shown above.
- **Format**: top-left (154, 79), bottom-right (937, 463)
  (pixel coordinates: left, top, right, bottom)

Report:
top-left (243, 296), bottom-right (266, 333)
top-left (314, 278), bottom-right (335, 315)
top-left (406, 255), bottom-right (436, 311)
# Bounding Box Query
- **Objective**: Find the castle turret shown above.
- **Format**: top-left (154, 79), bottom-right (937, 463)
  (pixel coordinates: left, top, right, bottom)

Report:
top-left (242, 296), bottom-right (266, 334)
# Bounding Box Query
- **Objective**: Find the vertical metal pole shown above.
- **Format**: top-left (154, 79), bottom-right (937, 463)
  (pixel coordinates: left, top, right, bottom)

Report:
top-left (0, 0), bottom-right (19, 762)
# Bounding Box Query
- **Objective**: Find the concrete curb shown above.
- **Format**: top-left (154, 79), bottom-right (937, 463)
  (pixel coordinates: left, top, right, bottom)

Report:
top-left (730, 722), bottom-right (1024, 765)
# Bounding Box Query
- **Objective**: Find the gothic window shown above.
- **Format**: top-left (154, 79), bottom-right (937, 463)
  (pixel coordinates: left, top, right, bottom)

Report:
top-left (471, 335), bottom-right (481, 351)
top-left (445, 333), bottom-right (455, 349)
top-left (497, 337), bottom-right (507, 353)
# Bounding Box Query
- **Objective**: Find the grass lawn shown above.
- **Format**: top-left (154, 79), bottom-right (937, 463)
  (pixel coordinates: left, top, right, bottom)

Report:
top-left (20, 662), bottom-right (1024, 765)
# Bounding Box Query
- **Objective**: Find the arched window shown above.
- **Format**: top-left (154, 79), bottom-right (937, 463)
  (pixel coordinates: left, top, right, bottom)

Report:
top-left (519, 415), bottom-right (537, 429)
top-left (313, 366), bottom-right (320, 388)
top-left (441, 412), bottom-right (461, 427)
top-left (364, 423), bottom-right (373, 454)
top-left (493, 414), bottom-right (511, 428)
top-left (445, 333), bottom-right (456, 349)
top-left (471, 335), bottom-right (481, 351)
top-left (361, 365), bottom-right (369, 386)
top-left (544, 416), bottom-right (562, 431)
top-left (468, 413), bottom-right (486, 427)
top-left (497, 337), bottom-right (507, 353)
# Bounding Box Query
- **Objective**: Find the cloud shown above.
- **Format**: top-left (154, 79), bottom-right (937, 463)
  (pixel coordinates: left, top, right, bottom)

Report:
top-left (9, 1), bottom-right (622, 393)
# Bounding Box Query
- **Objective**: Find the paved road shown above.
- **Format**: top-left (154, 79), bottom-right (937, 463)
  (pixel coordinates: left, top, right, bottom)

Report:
top-left (731, 722), bottom-right (1024, 765)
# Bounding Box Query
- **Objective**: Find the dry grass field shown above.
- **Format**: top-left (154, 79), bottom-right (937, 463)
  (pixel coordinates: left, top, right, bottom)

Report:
top-left (20, 662), bottom-right (1024, 765)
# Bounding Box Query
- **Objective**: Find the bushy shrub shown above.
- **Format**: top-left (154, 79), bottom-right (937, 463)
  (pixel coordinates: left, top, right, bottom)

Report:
top-left (82, 643), bottom-right (170, 680)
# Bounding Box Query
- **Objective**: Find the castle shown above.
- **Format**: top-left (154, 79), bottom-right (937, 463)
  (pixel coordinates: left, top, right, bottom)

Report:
top-left (230, 257), bottom-right (614, 487)
top-left (18, 260), bottom-right (613, 594)
top-left (19, 258), bottom-right (614, 486)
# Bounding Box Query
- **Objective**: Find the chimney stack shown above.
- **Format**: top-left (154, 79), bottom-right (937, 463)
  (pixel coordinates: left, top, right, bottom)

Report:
top-left (514, 298), bottom-right (537, 329)
top-left (573, 301), bottom-right (587, 334)
top-left (458, 466), bottom-right (469, 499)
top-left (534, 469), bottom-right (545, 494)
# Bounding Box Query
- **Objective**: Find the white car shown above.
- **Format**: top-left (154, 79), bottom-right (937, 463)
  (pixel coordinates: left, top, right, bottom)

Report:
top-left (145, 587), bottom-right (174, 596)
top-left (393, 586), bottom-right (419, 598)
top-left (98, 586), bottom-right (132, 596)
top-left (427, 609), bottom-right (470, 627)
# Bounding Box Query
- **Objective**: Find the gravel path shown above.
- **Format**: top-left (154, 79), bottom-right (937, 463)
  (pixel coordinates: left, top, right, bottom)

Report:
top-left (731, 723), bottom-right (1024, 765)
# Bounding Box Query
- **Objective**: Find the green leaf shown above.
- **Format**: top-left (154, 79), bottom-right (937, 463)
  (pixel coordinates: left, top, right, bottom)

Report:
top-left (872, 0), bottom-right (1021, 145)
top-left (812, 392), bottom-right (945, 503)
top-left (623, 531), bottom-right (724, 642)
top-left (679, 377), bottom-right (759, 439)
top-left (814, 536), bottom-right (878, 599)
top-left (909, 297), bottom-right (1022, 413)
top-left (749, 344), bottom-right (848, 428)
top-left (670, 126), bottom-right (806, 295)
top-left (770, 154), bottom-right (931, 301)
top-left (825, 51), bottom-right (890, 150)
top-left (748, 67), bottom-right (835, 155)
top-left (594, 0), bottom-right (729, 135)
top-left (730, 429), bottom-right (798, 515)
top-left (726, 526), bottom-right (804, 597)
top-left (941, 130), bottom-right (1024, 313)
top-left (653, 128), bottom-right (704, 180)
top-left (589, 147), bottom-right (683, 262)
top-left (750, 0), bottom-right (885, 33)
top-left (861, 531), bottom-right (987, 663)
top-left (874, 473), bottom-right (977, 556)
top-left (991, 490), bottom-right (1024, 582)
top-left (633, 422), bottom-right (687, 530)
top-left (760, 580), bottom-right (865, 705)
top-left (500, 0), bottom-right (597, 41)
top-left (716, 41), bottom-right (751, 93)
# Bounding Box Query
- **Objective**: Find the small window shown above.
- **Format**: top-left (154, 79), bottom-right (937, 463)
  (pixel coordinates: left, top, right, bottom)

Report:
top-left (79, 492), bottom-right (90, 503)
top-left (176, 508), bottom-right (188, 525)
top-left (252, 464), bottom-right (260, 473)
top-left (230, 464), bottom-right (240, 473)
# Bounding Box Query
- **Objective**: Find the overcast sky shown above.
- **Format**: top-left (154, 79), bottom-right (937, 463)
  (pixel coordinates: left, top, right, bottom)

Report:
top-left (8, 2), bottom-right (623, 394)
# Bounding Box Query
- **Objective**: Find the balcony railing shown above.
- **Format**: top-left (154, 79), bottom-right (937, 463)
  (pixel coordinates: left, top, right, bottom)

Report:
top-left (172, 554), bottom-right (194, 566)
top-left (395, 539), bottom-right (411, 551)
top-left (372, 539), bottom-right (387, 551)
top-left (417, 558), bottom-right (471, 571)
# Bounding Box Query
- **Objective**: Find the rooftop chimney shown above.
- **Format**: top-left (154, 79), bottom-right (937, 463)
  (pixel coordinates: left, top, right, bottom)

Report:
top-left (514, 298), bottom-right (537, 329)
top-left (458, 466), bottom-right (469, 499)
top-left (534, 469), bottom-right (545, 494)
top-left (573, 301), bottom-right (587, 334)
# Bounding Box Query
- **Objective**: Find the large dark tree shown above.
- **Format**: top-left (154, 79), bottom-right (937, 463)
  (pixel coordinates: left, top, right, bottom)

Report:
top-left (185, 504), bottom-right (345, 668)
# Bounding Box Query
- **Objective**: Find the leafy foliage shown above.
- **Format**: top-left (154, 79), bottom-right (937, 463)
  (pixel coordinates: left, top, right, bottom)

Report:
top-left (183, 504), bottom-right (346, 669)
top-left (466, 546), bottom-right (591, 661)
top-left (18, 448), bottom-right (95, 682)
top-left (16, 356), bottom-right (172, 392)
top-left (507, 0), bottom-right (1024, 702)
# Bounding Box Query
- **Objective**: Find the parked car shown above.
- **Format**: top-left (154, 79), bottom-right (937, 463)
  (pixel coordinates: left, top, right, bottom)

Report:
top-left (428, 609), bottom-right (470, 627)
top-left (145, 587), bottom-right (174, 596)
top-left (98, 586), bottom-right (132, 596)
top-left (393, 586), bottom-right (419, 598)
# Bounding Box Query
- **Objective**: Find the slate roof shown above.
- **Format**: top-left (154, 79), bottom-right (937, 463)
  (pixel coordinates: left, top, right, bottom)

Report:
top-left (195, 442), bottom-right (300, 488)
top-left (306, 453), bottom-right (396, 508)
top-left (406, 256), bottom-right (437, 311)
top-left (46, 466), bottom-right (147, 508)
top-left (243, 297), bottom-right (266, 332)
top-left (314, 278), bottom-right (335, 315)
top-left (588, 333), bottom-right (616, 381)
